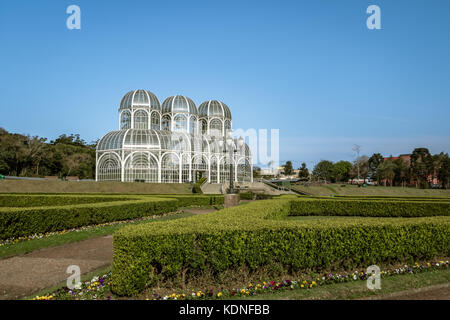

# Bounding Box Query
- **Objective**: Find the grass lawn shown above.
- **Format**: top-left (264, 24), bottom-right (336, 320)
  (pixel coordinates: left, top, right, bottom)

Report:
top-left (236, 268), bottom-right (450, 300)
top-left (292, 184), bottom-right (450, 197)
top-left (0, 179), bottom-right (193, 194)
top-left (0, 211), bottom-right (195, 259)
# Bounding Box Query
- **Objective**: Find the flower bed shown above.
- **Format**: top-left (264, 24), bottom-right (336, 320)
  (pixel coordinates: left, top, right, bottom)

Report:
top-left (32, 259), bottom-right (449, 300)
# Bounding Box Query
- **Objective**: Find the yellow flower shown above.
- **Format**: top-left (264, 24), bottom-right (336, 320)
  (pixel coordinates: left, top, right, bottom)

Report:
top-left (217, 292), bottom-right (222, 297)
top-left (300, 284), bottom-right (304, 288)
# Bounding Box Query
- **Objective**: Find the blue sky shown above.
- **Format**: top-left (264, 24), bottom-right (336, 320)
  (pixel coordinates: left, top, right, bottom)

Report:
top-left (1, 0), bottom-right (449, 169)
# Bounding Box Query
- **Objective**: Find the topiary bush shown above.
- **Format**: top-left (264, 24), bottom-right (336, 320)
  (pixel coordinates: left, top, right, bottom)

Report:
top-left (192, 177), bottom-right (207, 194)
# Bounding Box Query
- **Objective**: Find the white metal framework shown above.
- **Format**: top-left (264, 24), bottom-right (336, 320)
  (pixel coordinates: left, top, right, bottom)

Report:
top-left (96, 90), bottom-right (253, 183)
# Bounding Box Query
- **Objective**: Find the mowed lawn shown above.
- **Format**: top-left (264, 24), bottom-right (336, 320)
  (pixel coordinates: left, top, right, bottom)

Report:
top-left (0, 180), bottom-right (193, 194)
top-left (291, 184), bottom-right (450, 197)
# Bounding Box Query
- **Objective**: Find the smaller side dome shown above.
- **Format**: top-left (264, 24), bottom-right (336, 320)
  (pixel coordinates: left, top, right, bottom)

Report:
top-left (161, 95), bottom-right (197, 114)
top-left (119, 90), bottom-right (161, 111)
top-left (198, 100), bottom-right (232, 119)
top-left (97, 130), bottom-right (127, 151)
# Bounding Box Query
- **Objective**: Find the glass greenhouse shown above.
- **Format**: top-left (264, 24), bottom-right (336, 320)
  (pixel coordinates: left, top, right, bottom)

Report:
top-left (96, 90), bottom-right (253, 183)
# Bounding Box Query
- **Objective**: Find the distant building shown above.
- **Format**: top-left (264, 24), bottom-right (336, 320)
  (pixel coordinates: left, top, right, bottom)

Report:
top-left (383, 153), bottom-right (439, 185)
top-left (260, 168), bottom-right (278, 176)
top-left (383, 154), bottom-right (411, 165)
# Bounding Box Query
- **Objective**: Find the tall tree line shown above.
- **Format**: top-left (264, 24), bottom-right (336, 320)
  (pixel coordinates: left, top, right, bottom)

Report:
top-left (310, 147), bottom-right (450, 189)
top-left (369, 148), bottom-right (450, 189)
top-left (0, 128), bottom-right (96, 179)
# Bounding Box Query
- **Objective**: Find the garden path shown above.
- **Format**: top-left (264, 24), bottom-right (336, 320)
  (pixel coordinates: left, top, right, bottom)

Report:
top-left (360, 283), bottom-right (450, 300)
top-left (0, 208), bottom-right (218, 299)
top-left (0, 235), bottom-right (113, 299)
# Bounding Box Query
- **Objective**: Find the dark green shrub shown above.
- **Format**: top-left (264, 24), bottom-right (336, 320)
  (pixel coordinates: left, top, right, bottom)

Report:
top-left (255, 193), bottom-right (274, 200)
top-left (238, 192), bottom-right (253, 200)
top-left (152, 194), bottom-right (223, 207)
top-left (0, 197), bottom-right (178, 240)
top-left (192, 177), bottom-right (207, 194)
top-left (0, 194), bottom-right (127, 207)
top-left (290, 198), bottom-right (450, 217)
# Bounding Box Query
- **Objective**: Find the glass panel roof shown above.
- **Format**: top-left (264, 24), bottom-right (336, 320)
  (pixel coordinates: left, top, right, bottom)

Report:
top-left (198, 100), bottom-right (232, 119)
top-left (97, 129), bottom-right (250, 157)
top-left (119, 90), bottom-right (161, 110)
top-left (162, 95), bottom-right (198, 115)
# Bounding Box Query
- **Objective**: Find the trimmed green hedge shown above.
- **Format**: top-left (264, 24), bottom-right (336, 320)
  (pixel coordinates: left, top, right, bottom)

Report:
top-left (152, 194), bottom-right (223, 207)
top-left (111, 198), bottom-right (450, 295)
top-left (238, 192), bottom-right (274, 200)
top-left (0, 197), bottom-right (178, 240)
top-left (0, 194), bottom-right (127, 207)
top-left (238, 192), bottom-right (253, 200)
top-left (332, 195), bottom-right (450, 202)
top-left (290, 198), bottom-right (450, 217)
top-left (0, 194), bottom-right (225, 240)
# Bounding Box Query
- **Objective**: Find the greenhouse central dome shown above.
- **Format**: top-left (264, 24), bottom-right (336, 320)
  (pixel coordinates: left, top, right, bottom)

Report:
top-left (96, 90), bottom-right (252, 183)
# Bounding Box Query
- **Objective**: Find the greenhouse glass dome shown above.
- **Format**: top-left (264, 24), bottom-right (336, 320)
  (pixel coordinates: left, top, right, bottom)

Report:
top-left (96, 90), bottom-right (252, 183)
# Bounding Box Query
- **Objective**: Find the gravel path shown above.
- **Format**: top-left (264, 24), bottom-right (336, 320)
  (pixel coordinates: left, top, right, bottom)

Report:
top-left (0, 235), bottom-right (113, 300)
top-left (360, 283), bottom-right (450, 300)
top-left (0, 209), bottom-right (217, 300)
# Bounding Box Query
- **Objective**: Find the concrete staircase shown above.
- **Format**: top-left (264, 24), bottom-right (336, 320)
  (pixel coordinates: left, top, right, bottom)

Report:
top-left (236, 181), bottom-right (294, 196)
top-left (200, 183), bottom-right (224, 194)
top-left (201, 181), bottom-right (294, 195)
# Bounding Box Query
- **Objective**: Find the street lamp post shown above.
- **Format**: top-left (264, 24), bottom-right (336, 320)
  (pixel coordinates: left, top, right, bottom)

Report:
top-left (219, 131), bottom-right (244, 194)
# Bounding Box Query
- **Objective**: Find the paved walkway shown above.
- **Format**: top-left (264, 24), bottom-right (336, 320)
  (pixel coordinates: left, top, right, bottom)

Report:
top-left (0, 208), bottom-right (216, 300)
top-left (0, 235), bottom-right (113, 300)
top-left (360, 283), bottom-right (450, 300)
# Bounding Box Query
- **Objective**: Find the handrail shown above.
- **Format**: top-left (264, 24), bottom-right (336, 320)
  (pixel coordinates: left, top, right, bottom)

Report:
top-left (199, 178), bottom-right (208, 187)
top-left (260, 178), bottom-right (311, 195)
top-left (261, 179), bottom-right (287, 191)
